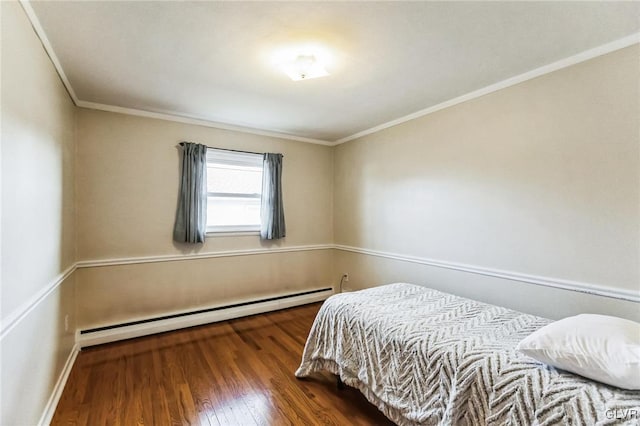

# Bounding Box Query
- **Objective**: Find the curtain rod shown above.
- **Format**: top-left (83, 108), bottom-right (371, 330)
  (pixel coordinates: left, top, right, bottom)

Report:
top-left (178, 142), bottom-right (282, 157)
top-left (207, 145), bottom-right (266, 156)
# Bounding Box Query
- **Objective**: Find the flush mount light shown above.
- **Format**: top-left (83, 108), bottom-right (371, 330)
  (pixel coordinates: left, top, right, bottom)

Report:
top-left (280, 54), bottom-right (329, 81)
top-left (270, 43), bottom-right (333, 82)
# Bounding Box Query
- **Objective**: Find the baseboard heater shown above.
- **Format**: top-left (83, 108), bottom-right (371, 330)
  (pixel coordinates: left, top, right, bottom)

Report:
top-left (78, 287), bottom-right (333, 348)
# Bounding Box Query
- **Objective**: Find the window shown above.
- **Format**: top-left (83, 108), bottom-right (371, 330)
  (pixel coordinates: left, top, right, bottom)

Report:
top-left (206, 149), bottom-right (263, 233)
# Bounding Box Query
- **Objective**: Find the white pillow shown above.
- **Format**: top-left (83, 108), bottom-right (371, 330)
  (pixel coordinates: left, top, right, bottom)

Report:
top-left (517, 314), bottom-right (640, 390)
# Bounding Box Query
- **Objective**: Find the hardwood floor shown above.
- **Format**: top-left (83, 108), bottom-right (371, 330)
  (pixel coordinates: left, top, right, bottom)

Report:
top-left (52, 303), bottom-right (395, 425)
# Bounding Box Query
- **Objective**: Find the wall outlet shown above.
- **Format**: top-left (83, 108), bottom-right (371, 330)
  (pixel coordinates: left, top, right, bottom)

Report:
top-left (343, 273), bottom-right (349, 282)
top-left (64, 314), bottom-right (69, 332)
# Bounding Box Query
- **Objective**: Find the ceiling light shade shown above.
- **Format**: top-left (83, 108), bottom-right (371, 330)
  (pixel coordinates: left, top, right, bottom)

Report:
top-left (269, 43), bottom-right (334, 82)
top-left (281, 54), bottom-right (329, 81)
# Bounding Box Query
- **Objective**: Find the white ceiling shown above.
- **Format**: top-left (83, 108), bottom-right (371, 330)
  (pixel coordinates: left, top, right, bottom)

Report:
top-left (29, 1), bottom-right (640, 143)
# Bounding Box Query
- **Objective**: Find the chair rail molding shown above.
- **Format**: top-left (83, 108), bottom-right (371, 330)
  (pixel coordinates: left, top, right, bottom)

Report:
top-left (0, 264), bottom-right (76, 341)
top-left (75, 244), bottom-right (334, 268)
top-left (334, 245), bottom-right (639, 303)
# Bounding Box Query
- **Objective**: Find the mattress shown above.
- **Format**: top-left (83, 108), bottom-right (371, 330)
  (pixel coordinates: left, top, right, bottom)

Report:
top-left (295, 283), bottom-right (640, 425)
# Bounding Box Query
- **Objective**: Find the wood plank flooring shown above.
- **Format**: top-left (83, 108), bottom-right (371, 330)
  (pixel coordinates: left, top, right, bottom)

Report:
top-left (52, 303), bottom-right (395, 425)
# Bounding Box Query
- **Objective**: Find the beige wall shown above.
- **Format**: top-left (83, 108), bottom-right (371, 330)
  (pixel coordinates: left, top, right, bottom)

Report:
top-left (1, 276), bottom-right (76, 424)
top-left (2, 3), bottom-right (638, 420)
top-left (75, 109), bottom-right (334, 327)
top-left (77, 250), bottom-right (333, 328)
top-left (1, 2), bottom-right (76, 317)
top-left (76, 109), bottom-right (333, 259)
top-left (334, 46), bottom-right (640, 320)
top-left (333, 251), bottom-right (640, 321)
top-left (1, 1), bottom-right (77, 424)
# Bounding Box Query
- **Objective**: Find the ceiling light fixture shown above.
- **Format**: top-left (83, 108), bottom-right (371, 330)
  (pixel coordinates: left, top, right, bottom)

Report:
top-left (281, 54), bottom-right (329, 81)
top-left (270, 43), bottom-right (333, 82)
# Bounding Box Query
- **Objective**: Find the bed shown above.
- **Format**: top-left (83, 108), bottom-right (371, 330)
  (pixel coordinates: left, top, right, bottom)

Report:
top-left (295, 283), bottom-right (640, 425)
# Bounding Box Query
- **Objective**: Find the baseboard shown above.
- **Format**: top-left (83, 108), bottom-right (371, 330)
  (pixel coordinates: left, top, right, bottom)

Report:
top-left (38, 343), bottom-right (80, 426)
top-left (78, 288), bottom-right (333, 348)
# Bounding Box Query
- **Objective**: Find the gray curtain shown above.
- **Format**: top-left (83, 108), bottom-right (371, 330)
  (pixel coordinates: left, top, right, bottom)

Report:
top-left (260, 153), bottom-right (286, 239)
top-left (173, 142), bottom-right (208, 243)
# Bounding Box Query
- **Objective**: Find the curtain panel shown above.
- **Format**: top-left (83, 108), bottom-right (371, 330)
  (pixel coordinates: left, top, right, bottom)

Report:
top-left (173, 142), bottom-right (208, 243)
top-left (260, 153), bottom-right (286, 240)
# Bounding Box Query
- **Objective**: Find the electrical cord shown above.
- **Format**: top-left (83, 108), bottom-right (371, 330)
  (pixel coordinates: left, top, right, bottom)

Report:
top-left (339, 274), bottom-right (347, 293)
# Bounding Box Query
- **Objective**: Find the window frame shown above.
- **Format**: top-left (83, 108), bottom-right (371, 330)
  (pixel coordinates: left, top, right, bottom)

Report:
top-left (205, 149), bottom-right (264, 235)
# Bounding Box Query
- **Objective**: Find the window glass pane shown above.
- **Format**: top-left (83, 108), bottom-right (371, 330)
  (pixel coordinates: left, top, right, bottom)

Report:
top-left (206, 149), bottom-right (263, 230)
top-left (207, 164), bottom-right (262, 195)
top-left (207, 196), bottom-right (261, 227)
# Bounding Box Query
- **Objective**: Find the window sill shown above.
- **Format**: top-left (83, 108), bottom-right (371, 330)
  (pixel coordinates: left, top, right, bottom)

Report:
top-left (206, 230), bottom-right (261, 237)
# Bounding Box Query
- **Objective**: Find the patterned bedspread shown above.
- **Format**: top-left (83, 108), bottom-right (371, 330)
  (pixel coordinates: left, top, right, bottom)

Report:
top-left (295, 283), bottom-right (640, 425)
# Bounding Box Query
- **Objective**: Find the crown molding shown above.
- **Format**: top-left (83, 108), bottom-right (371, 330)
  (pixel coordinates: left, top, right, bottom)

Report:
top-left (334, 32), bottom-right (640, 145)
top-left (76, 101), bottom-right (335, 146)
top-left (18, 1), bottom-right (640, 147)
top-left (19, 1), bottom-right (332, 146)
top-left (19, 0), bottom-right (79, 104)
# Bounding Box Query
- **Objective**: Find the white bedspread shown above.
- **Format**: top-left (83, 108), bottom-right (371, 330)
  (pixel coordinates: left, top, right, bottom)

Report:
top-left (296, 283), bottom-right (640, 425)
